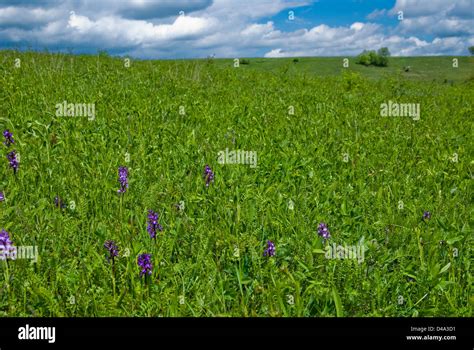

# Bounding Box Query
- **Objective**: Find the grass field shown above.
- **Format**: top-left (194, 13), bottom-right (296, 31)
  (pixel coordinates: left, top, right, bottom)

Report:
top-left (0, 50), bottom-right (472, 316)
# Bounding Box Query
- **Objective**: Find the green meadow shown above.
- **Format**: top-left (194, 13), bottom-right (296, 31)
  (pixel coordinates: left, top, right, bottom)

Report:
top-left (214, 56), bottom-right (474, 82)
top-left (0, 50), bottom-right (472, 316)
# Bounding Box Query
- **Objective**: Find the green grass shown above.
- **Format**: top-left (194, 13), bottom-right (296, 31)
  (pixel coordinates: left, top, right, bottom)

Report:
top-left (0, 50), bottom-right (472, 316)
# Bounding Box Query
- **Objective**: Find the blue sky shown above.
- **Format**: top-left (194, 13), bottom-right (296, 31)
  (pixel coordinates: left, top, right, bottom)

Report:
top-left (0, 0), bottom-right (472, 58)
top-left (267, 0), bottom-right (398, 29)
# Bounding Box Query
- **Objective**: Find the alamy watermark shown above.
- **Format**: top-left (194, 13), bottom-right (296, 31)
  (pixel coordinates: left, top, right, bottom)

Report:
top-left (55, 101), bottom-right (95, 121)
top-left (0, 245), bottom-right (38, 263)
top-left (18, 324), bottom-right (55, 343)
top-left (217, 148), bottom-right (257, 168)
top-left (380, 101), bottom-right (420, 120)
top-left (325, 237), bottom-right (366, 263)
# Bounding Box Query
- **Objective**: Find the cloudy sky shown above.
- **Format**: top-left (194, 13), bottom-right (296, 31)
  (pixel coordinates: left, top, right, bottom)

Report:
top-left (0, 0), bottom-right (473, 58)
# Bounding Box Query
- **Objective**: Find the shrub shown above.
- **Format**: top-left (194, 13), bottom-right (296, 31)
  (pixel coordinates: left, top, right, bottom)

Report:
top-left (355, 48), bottom-right (389, 67)
top-left (239, 59), bottom-right (250, 65)
top-left (355, 50), bottom-right (372, 66)
top-left (377, 47), bottom-right (391, 57)
top-left (206, 55), bottom-right (214, 65)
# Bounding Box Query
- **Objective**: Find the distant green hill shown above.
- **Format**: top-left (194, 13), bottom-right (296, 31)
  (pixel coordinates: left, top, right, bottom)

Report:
top-left (213, 56), bottom-right (474, 83)
top-left (1, 50), bottom-right (472, 83)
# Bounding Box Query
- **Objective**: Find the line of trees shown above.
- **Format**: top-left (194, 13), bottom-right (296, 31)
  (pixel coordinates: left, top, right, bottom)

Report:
top-left (355, 47), bottom-right (390, 67)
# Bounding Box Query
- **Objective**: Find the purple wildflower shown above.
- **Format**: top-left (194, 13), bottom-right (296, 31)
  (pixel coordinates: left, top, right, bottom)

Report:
top-left (104, 240), bottom-right (119, 262)
top-left (117, 166), bottom-right (128, 193)
top-left (0, 192), bottom-right (4, 202)
top-left (422, 211), bottom-right (431, 221)
top-left (137, 253), bottom-right (152, 277)
top-left (7, 150), bottom-right (18, 173)
top-left (203, 164), bottom-right (214, 187)
top-left (3, 130), bottom-right (14, 147)
top-left (54, 195), bottom-right (67, 209)
top-left (263, 240), bottom-right (275, 257)
top-left (147, 209), bottom-right (163, 239)
top-left (0, 229), bottom-right (15, 260)
top-left (317, 222), bottom-right (331, 239)
top-left (0, 229), bottom-right (12, 247)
